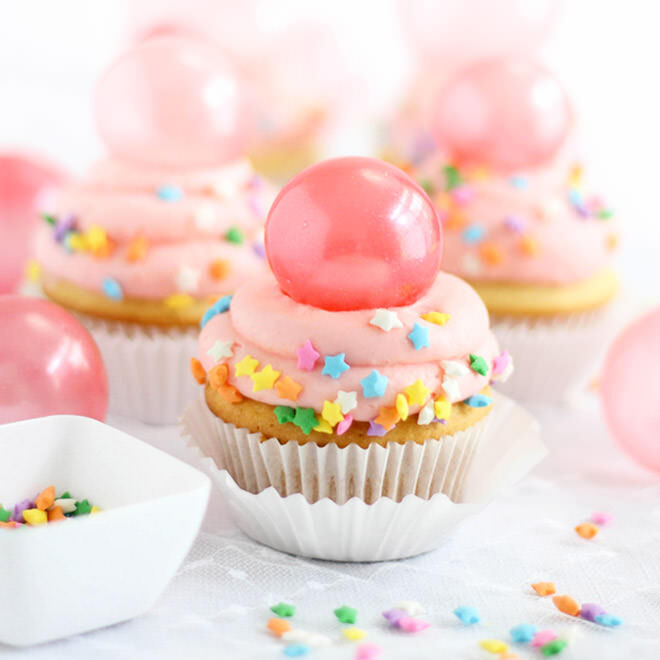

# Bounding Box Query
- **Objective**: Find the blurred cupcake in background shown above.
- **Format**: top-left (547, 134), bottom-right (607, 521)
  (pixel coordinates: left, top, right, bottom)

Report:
top-left (411, 56), bottom-right (619, 403)
top-left (33, 35), bottom-right (275, 424)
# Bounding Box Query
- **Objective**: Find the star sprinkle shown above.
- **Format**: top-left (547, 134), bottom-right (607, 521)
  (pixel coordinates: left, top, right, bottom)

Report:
top-left (271, 602), bottom-right (296, 618)
top-left (510, 624), bottom-right (537, 643)
top-left (404, 380), bottom-right (430, 406)
top-left (274, 406), bottom-right (296, 424)
top-left (321, 400), bottom-right (344, 427)
top-left (164, 294), bottom-right (194, 308)
top-left (296, 340), bottom-right (320, 371)
top-left (207, 340), bottom-right (234, 362)
top-left (126, 235), bottom-right (148, 262)
top-left (469, 353), bottom-right (489, 376)
top-left (24, 259), bottom-right (42, 283)
top-left (176, 266), bottom-right (201, 293)
top-left (575, 522), bottom-right (599, 539)
top-left (395, 393), bottom-right (409, 421)
top-left (156, 184), bottom-right (183, 201)
top-left (553, 595), bottom-right (580, 617)
top-left (334, 605), bottom-right (357, 624)
top-left (369, 309), bottom-right (403, 332)
top-left (408, 323), bottom-right (430, 350)
top-left (442, 377), bottom-right (461, 402)
top-left (509, 175), bottom-right (528, 189)
top-left (208, 364), bottom-right (228, 389)
top-left (420, 311), bottom-right (450, 325)
top-left (200, 295), bottom-right (233, 329)
top-left (322, 353), bottom-right (350, 379)
top-left (532, 631), bottom-right (558, 648)
top-left (519, 235), bottom-right (539, 256)
top-left (531, 582), bottom-right (556, 597)
top-left (398, 618), bottom-right (430, 633)
top-left (382, 609), bottom-right (407, 627)
top-left (209, 259), bottom-right (230, 280)
top-left (579, 603), bottom-right (606, 623)
top-left (417, 400), bottom-right (435, 425)
top-left (503, 215), bottom-right (525, 233)
top-left (267, 618), bottom-right (291, 637)
top-left (53, 214), bottom-right (76, 241)
top-left (292, 408), bottom-right (318, 435)
top-left (480, 243), bottom-right (504, 265)
top-left (594, 614), bottom-right (622, 628)
top-left (374, 406), bottom-right (400, 431)
top-left (462, 223), bottom-right (486, 244)
top-left (541, 639), bottom-right (567, 655)
top-left (336, 415), bottom-right (353, 435)
top-left (190, 358), bottom-right (206, 384)
top-left (442, 360), bottom-right (469, 378)
top-left (464, 394), bottom-right (492, 407)
top-left (314, 419), bottom-right (333, 434)
top-left (225, 226), bottom-right (244, 244)
top-left (194, 203), bottom-right (216, 231)
top-left (434, 397), bottom-right (451, 420)
top-left (443, 164), bottom-right (463, 190)
top-left (492, 350), bottom-right (513, 382)
top-left (251, 364), bottom-right (280, 391)
top-left (395, 601), bottom-right (425, 616)
top-left (102, 277), bottom-right (123, 301)
top-left (451, 185), bottom-right (473, 205)
top-left (334, 390), bottom-right (358, 414)
top-left (479, 640), bottom-right (508, 654)
top-left (218, 384), bottom-right (243, 403)
top-left (276, 376), bottom-right (303, 402)
top-left (361, 370), bottom-right (388, 398)
top-left (367, 420), bottom-right (387, 437)
top-left (343, 628), bottom-right (367, 641)
top-left (591, 512), bottom-right (613, 526)
top-left (235, 354), bottom-right (259, 377)
top-left (454, 606), bottom-right (481, 625)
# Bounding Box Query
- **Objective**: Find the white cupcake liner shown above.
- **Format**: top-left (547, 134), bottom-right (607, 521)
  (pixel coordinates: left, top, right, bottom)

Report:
top-left (181, 393), bottom-right (546, 561)
top-left (81, 317), bottom-right (199, 425)
top-left (491, 299), bottom-right (626, 405)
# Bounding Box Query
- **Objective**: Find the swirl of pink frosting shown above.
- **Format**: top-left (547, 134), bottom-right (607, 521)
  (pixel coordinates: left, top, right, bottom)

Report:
top-left (35, 157), bottom-right (275, 299)
top-left (416, 142), bottom-right (617, 285)
top-left (198, 272), bottom-right (501, 421)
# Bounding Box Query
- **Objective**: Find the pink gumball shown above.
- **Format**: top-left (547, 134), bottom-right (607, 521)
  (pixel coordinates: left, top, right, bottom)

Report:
top-left (600, 308), bottom-right (660, 471)
top-left (0, 154), bottom-right (67, 293)
top-left (430, 57), bottom-right (572, 171)
top-left (0, 297), bottom-right (108, 424)
top-left (265, 157), bottom-right (442, 311)
top-left (95, 35), bottom-right (251, 168)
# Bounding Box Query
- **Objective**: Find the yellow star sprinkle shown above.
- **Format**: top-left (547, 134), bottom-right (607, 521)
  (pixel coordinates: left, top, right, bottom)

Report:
top-left (25, 259), bottom-right (42, 283)
top-left (421, 311), bottom-right (450, 325)
top-left (164, 293), bottom-right (195, 309)
top-left (235, 354), bottom-right (259, 377)
top-left (479, 639), bottom-right (508, 654)
top-left (395, 393), bottom-right (409, 421)
top-left (342, 628), bottom-right (367, 641)
top-left (85, 225), bottom-right (108, 251)
top-left (321, 400), bottom-right (344, 427)
top-left (404, 380), bottom-right (430, 407)
top-left (67, 233), bottom-right (87, 252)
top-left (250, 364), bottom-right (280, 392)
top-left (434, 397), bottom-right (452, 421)
top-left (313, 418), bottom-right (333, 434)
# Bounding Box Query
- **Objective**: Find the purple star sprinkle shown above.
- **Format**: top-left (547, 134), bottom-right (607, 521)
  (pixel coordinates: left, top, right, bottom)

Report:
top-left (382, 609), bottom-right (407, 627)
top-left (252, 241), bottom-right (265, 259)
top-left (249, 195), bottom-right (264, 218)
top-left (367, 420), bottom-right (387, 437)
top-left (53, 215), bottom-right (76, 242)
top-left (503, 215), bottom-right (525, 233)
top-left (11, 498), bottom-right (33, 523)
top-left (432, 418), bottom-right (447, 424)
top-left (580, 603), bottom-right (607, 623)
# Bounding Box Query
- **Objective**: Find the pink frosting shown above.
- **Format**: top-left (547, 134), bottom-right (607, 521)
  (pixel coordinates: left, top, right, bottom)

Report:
top-left (198, 272), bottom-right (501, 421)
top-left (416, 143), bottom-right (617, 285)
top-left (35, 157), bottom-right (275, 299)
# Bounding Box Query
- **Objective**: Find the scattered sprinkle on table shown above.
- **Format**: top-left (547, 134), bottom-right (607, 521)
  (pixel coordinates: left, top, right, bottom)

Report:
top-left (510, 623), bottom-right (537, 643)
top-left (271, 603), bottom-right (296, 618)
top-left (479, 639), bottom-right (508, 654)
top-left (552, 595), bottom-right (580, 617)
top-left (267, 618), bottom-right (292, 637)
top-left (334, 605), bottom-right (358, 624)
top-left (541, 639), bottom-right (567, 656)
top-left (355, 642), bottom-right (382, 660)
top-left (282, 643), bottom-right (309, 657)
top-left (591, 512), bottom-right (613, 526)
top-left (532, 582), bottom-right (556, 597)
top-left (342, 627), bottom-right (366, 641)
top-left (454, 605), bottom-right (481, 625)
top-left (398, 617), bottom-right (429, 633)
top-left (575, 522), bottom-right (599, 539)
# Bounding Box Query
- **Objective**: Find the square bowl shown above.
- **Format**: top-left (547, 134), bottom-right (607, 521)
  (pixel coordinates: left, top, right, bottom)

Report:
top-left (0, 415), bottom-right (210, 647)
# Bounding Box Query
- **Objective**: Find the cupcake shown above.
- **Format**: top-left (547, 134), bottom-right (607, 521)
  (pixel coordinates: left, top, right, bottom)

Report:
top-left (414, 57), bottom-right (619, 402)
top-left (33, 36), bottom-right (274, 424)
top-left (189, 157), bottom-right (514, 506)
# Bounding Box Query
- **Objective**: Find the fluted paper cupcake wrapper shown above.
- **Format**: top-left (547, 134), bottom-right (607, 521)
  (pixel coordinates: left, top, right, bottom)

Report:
top-left (491, 298), bottom-right (627, 405)
top-left (181, 393), bottom-right (546, 561)
top-left (79, 316), bottom-right (199, 425)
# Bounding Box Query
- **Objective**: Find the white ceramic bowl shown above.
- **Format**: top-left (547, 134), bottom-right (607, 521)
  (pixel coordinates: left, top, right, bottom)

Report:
top-left (0, 415), bottom-right (210, 647)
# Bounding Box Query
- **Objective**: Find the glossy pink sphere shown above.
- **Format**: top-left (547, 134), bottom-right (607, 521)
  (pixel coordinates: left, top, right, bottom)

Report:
top-left (0, 154), bottom-right (67, 293)
top-left (265, 157), bottom-right (442, 311)
top-left (0, 297), bottom-right (108, 424)
top-left (600, 308), bottom-right (660, 471)
top-left (95, 35), bottom-right (251, 168)
top-left (430, 57), bottom-right (572, 171)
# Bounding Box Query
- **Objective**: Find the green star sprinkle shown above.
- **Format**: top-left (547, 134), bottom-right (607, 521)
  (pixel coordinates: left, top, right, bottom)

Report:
top-left (274, 406), bottom-right (296, 424)
top-left (443, 165), bottom-right (463, 190)
top-left (469, 353), bottom-right (489, 376)
top-left (58, 491), bottom-right (71, 499)
top-left (542, 639), bottom-right (568, 656)
top-left (292, 407), bottom-right (318, 435)
top-left (225, 226), bottom-right (244, 245)
top-left (42, 213), bottom-right (57, 226)
top-left (0, 506), bottom-right (10, 523)
top-left (334, 605), bottom-right (357, 624)
top-left (419, 178), bottom-right (435, 196)
top-left (270, 602), bottom-right (296, 618)
top-left (73, 499), bottom-right (92, 516)
top-left (597, 209), bottom-right (613, 219)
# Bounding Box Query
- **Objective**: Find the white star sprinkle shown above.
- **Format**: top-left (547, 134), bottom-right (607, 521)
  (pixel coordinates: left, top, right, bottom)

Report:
top-left (417, 400), bottom-right (435, 425)
top-left (396, 601), bottom-right (425, 616)
top-left (461, 253), bottom-right (482, 277)
top-left (369, 308), bottom-right (403, 332)
top-left (211, 179), bottom-right (239, 198)
top-left (207, 340), bottom-right (234, 362)
top-left (540, 196), bottom-right (564, 220)
top-left (441, 360), bottom-right (469, 378)
top-left (334, 390), bottom-right (358, 414)
top-left (194, 203), bottom-right (217, 231)
top-left (281, 630), bottom-right (331, 647)
top-left (442, 376), bottom-right (461, 402)
top-left (176, 266), bottom-right (201, 293)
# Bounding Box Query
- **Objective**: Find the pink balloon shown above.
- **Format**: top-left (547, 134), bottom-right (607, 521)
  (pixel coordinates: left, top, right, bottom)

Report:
top-left (0, 297), bottom-right (108, 424)
top-left (95, 35), bottom-right (251, 168)
top-left (265, 157), bottom-right (442, 311)
top-left (0, 154), bottom-right (67, 293)
top-left (600, 308), bottom-right (660, 471)
top-left (430, 57), bottom-right (572, 172)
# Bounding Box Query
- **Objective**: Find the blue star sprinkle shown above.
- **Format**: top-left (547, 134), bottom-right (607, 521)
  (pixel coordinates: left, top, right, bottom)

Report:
top-left (407, 323), bottom-right (430, 350)
top-left (322, 353), bottom-right (350, 379)
top-left (360, 370), bottom-right (388, 398)
top-left (156, 185), bottom-right (184, 202)
top-left (102, 277), bottom-right (123, 301)
top-left (461, 223), bottom-right (486, 244)
top-left (463, 394), bottom-right (493, 408)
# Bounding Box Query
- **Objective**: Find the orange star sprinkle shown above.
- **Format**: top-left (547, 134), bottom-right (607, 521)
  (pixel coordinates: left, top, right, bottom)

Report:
top-left (275, 375), bottom-right (302, 402)
top-left (267, 618), bottom-right (291, 637)
top-left (553, 595), bottom-right (580, 617)
top-left (208, 364), bottom-right (228, 390)
top-left (126, 235), bottom-right (148, 262)
top-left (209, 259), bottom-right (231, 280)
top-left (35, 486), bottom-right (55, 511)
top-left (518, 235), bottom-right (538, 256)
top-left (575, 522), bottom-right (599, 539)
top-left (190, 358), bottom-right (207, 384)
top-left (218, 384), bottom-right (243, 403)
top-left (531, 582), bottom-right (556, 597)
top-left (606, 233), bottom-right (618, 251)
top-left (47, 506), bottom-right (65, 522)
top-left (375, 406), bottom-right (400, 431)
top-left (479, 243), bottom-right (504, 265)
top-left (446, 210), bottom-right (467, 231)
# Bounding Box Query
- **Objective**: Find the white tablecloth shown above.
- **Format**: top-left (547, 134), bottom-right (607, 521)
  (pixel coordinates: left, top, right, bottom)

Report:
top-left (3, 397), bottom-right (659, 660)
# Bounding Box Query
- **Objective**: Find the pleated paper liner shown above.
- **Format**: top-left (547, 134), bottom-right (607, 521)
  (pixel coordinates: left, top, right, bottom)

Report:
top-left (181, 393), bottom-right (546, 561)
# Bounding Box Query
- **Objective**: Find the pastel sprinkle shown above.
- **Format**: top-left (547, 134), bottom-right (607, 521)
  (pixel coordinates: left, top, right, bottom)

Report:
top-left (395, 601), bottom-right (425, 616)
top-left (398, 617), bottom-right (430, 633)
top-left (434, 397), bottom-right (452, 420)
top-left (53, 214), bottom-right (76, 241)
top-left (575, 522), bottom-right (599, 539)
top-left (322, 353), bottom-right (350, 379)
top-left (322, 400), bottom-right (344, 427)
top-left (509, 175), bottom-right (529, 189)
top-left (35, 486), bottom-right (55, 511)
top-left (283, 644), bottom-right (309, 657)
top-left (591, 512), bottom-right (613, 526)
top-left (407, 323), bottom-right (430, 350)
top-left (335, 390), bottom-right (358, 414)
top-left (404, 380), bottom-right (430, 406)
top-left (292, 408), bottom-right (318, 435)
top-left (73, 499), bottom-right (92, 516)
top-left (209, 259), bottom-right (230, 280)
top-left (369, 309), bottom-right (403, 332)
top-left (102, 277), bottom-right (123, 301)
top-left (519, 235), bottom-right (539, 256)
top-left (164, 293), bottom-right (194, 308)
top-left (531, 630), bottom-right (557, 648)
top-left (532, 582), bottom-right (556, 597)
top-left (275, 376), bottom-right (303, 402)
top-left (417, 400), bottom-right (435, 425)
top-left (314, 419), bottom-right (333, 434)
top-left (356, 643), bottom-right (382, 660)
top-left (336, 415), bottom-right (354, 435)
top-left (510, 623), bottom-right (537, 643)
top-left (469, 353), bottom-right (489, 376)
top-left (367, 420), bottom-right (387, 437)
top-left (382, 609), bottom-right (406, 627)
top-left (395, 393), bottom-right (409, 421)
top-left (250, 364), bottom-right (280, 391)
top-left (579, 603), bottom-right (606, 623)
top-left (22, 509), bottom-right (47, 526)
top-left (444, 164), bottom-right (463, 190)
top-left (420, 311), bottom-right (450, 325)
top-left (225, 226), bottom-right (244, 244)
top-left (271, 602), bottom-right (296, 618)
top-left (42, 213), bottom-right (57, 226)
top-left (267, 618), bottom-right (291, 637)
top-left (235, 354), bottom-right (259, 377)
top-left (361, 370), bottom-right (388, 398)
top-left (503, 215), bottom-right (525, 233)
top-left (334, 605), bottom-right (358, 624)
top-left (25, 259), bottom-right (42, 282)
top-left (200, 295), bottom-right (233, 329)
top-left (207, 340), bottom-right (234, 362)
top-left (126, 235), bottom-right (149, 262)
top-left (594, 614), bottom-right (622, 627)
top-left (463, 394), bottom-right (492, 408)
top-left (442, 360), bottom-right (469, 378)
top-left (296, 340), bottom-right (320, 371)
top-left (453, 606), bottom-right (480, 625)
top-left (156, 184), bottom-right (183, 201)
top-left (374, 406), bottom-right (400, 431)
top-left (541, 639), bottom-right (568, 656)
top-left (479, 639), bottom-right (508, 654)
top-left (552, 595), bottom-right (580, 617)
top-left (208, 364), bottom-right (227, 390)
top-left (480, 243), bottom-right (504, 265)
top-left (0, 507), bottom-right (10, 523)
top-left (274, 406), bottom-right (296, 424)
top-left (462, 223), bottom-right (486, 244)
top-left (342, 628), bottom-right (367, 641)
top-left (451, 185), bottom-right (474, 205)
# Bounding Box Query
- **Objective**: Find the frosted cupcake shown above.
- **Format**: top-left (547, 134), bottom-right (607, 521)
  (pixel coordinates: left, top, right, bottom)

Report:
top-left (190, 157), bottom-right (514, 505)
top-left (33, 36), bottom-right (274, 423)
top-left (414, 57), bottom-right (619, 402)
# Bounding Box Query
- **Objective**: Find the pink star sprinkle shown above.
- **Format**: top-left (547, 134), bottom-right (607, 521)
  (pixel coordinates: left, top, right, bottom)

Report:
top-left (296, 339), bottom-right (320, 371)
top-left (398, 617), bottom-right (430, 633)
top-left (531, 630), bottom-right (557, 647)
top-left (450, 185), bottom-right (474, 205)
top-left (591, 512), bottom-right (613, 526)
top-left (356, 643), bottom-right (382, 660)
top-left (336, 415), bottom-right (354, 435)
top-left (492, 350), bottom-right (511, 376)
